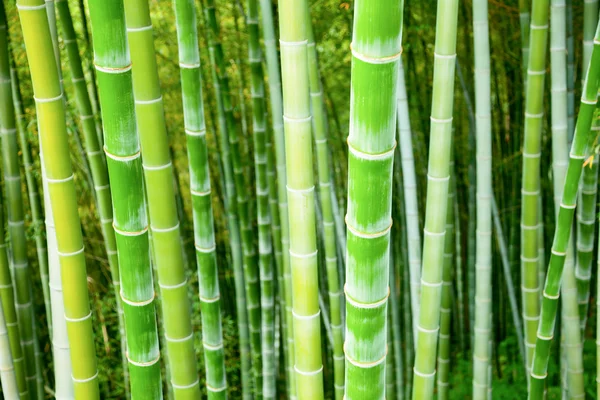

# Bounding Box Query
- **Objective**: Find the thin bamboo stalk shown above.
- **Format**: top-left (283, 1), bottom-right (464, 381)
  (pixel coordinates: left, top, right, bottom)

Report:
top-left (528, 21), bottom-right (600, 399)
top-left (0, 290), bottom-right (18, 398)
top-left (412, 0), bottom-right (459, 397)
top-left (174, 0), bottom-right (230, 398)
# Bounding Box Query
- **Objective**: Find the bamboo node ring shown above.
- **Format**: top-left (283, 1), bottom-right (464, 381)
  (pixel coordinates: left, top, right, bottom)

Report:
top-left (64, 310), bottom-right (92, 323)
top-left (294, 364), bottom-right (324, 376)
top-left (350, 43), bottom-right (402, 64)
top-left (126, 352), bottom-right (160, 367)
top-left (171, 379), bottom-right (200, 390)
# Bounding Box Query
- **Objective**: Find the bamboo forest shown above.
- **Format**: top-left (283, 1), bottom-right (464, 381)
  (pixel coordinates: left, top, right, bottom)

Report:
top-left (3, 0), bottom-right (600, 399)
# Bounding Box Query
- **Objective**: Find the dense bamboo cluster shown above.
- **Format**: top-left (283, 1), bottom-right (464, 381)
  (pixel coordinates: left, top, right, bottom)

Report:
top-left (2, 0), bottom-right (600, 399)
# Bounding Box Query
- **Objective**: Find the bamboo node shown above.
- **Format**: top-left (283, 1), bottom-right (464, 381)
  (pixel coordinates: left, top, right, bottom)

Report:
top-left (347, 138), bottom-right (396, 160)
top-left (289, 249), bottom-right (318, 259)
top-left (524, 111), bottom-right (544, 119)
top-left (294, 364), bottom-right (324, 376)
top-left (527, 69), bottom-right (545, 76)
top-left (542, 290), bottom-right (560, 300)
top-left (16, 3), bottom-right (47, 10)
top-left (94, 63), bottom-right (132, 74)
top-left (158, 279), bottom-right (187, 290)
top-left (530, 23), bottom-right (548, 30)
top-left (206, 383), bottom-right (227, 392)
top-left (191, 188), bottom-right (211, 197)
top-left (126, 25), bottom-right (153, 33)
top-left (420, 279), bottom-right (442, 288)
top-left (179, 62), bottom-right (201, 69)
top-left (203, 341), bottom-right (224, 351)
top-left (46, 174), bottom-right (74, 184)
top-left (413, 367), bottom-right (436, 378)
top-left (72, 371), bottom-right (99, 384)
top-left (417, 324), bottom-right (439, 334)
top-left (185, 128), bottom-right (206, 137)
top-left (286, 184), bottom-right (314, 195)
top-left (120, 291), bottom-right (155, 307)
top-left (57, 246), bottom-right (85, 257)
top-left (34, 92), bottom-right (63, 103)
top-left (292, 309), bottom-right (320, 321)
top-left (195, 243), bottom-right (216, 253)
top-left (433, 52), bottom-right (456, 60)
top-left (64, 310), bottom-right (92, 323)
top-left (112, 223), bottom-right (148, 237)
top-left (126, 352), bottom-right (160, 367)
top-left (283, 114), bottom-right (311, 123)
top-left (104, 147), bottom-right (141, 162)
top-left (530, 371), bottom-right (547, 380)
top-left (200, 294), bottom-right (221, 303)
top-left (171, 379), bottom-right (200, 390)
top-left (345, 215), bottom-right (392, 239)
top-left (350, 43), bottom-right (402, 64)
top-left (278, 39), bottom-right (308, 47)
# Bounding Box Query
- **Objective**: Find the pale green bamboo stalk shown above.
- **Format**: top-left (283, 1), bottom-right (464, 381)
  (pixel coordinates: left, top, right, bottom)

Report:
top-left (583, 0), bottom-right (599, 80)
top-left (528, 21), bottom-right (600, 399)
top-left (257, 0), bottom-right (295, 394)
top-left (305, 12), bottom-right (344, 399)
top-left (0, 187), bottom-right (27, 399)
top-left (9, 47), bottom-right (51, 342)
top-left (203, 3), bottom-right (262, 392)
top-left (16, 0), bottom-right (100, 396)
top-left (122, 0), bottom-right (202, 396)
top-left (1, 4), bottom-right (41, 396)
top-left (0, 292), bottom-right (18, 398)
top-left (278, 0), bottom-right (324, 398)
top-left (174, 0), bottom-right (229, 397)
top-left (396, 56), bottom-right (420, 341)
top-left (245, 2), bottom-right (276, 397)
top-left (437, 155), bottom-right (455, 400)
top-left (472, 0), bottom-right (493, 396)
top-left (412, 0), bottom-right (459, 397)
top-left (519, 0), bottom-right (530, 81)
top-left (41, 158), bottom-right (74, 399)
top-left (566, 0), bottom-right (575, 142)
top-left (520, 0), bottom-right (549, 372)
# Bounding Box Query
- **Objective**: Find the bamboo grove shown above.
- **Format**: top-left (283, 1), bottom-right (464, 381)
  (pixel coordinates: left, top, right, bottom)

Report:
top-left (3, 0), bottom-right (600, 399)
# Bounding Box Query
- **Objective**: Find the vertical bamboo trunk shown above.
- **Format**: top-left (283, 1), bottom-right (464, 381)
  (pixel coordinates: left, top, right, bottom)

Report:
top-left (16, 0), bottom-right (100, 397)
top-left (396, 56), bottom-right (421, 340)
top-left (203, 3), bottom-right (262, 392)
top-left (344, 1), bottom-right (403, 398)
top-left (305, 11), bottom-right (345, 399)
top-left (437, 154), bottom-right (455, 400)
top-left (257, 0), bottom-right (295, 395)
top-left (246, 2), bottom-right (276, 397)
top-left (42, 158), bottom-right (74, 399)
top-left (520, 0), bottom-right (549, 373)
top-left (0, 6), bottom-right (40, 397)
top-left (122, 0), bottom-right (202, 396)
top-left (412, 0), bottom-right (459, 398)
top-left (472, 0), bottom-right (493, 397)
top-left (87, 0), bottom-right (162, 397)
top-left (0, 289), bottom-right (18, 398)
top-left (519, 0), bottom-right (530, 80)
top-left (529, 21), bottom-right (600, 400)
top-left (174, 0), bottom-right (228, 397)
top-left (278, 0), bottom-right (325, 398)
top-left (0, 190), bottom-right (27, 399)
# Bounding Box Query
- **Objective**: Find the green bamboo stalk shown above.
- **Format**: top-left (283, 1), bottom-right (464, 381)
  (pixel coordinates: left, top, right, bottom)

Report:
top-left (566, 0), bottom-right (575, 141)
top-left (1, 4), bottom-right (41, 397)
top-left (519, 0), bottom-right (530, 81)
top-left (596, 209), bottom-right (600, 396)
top-left (42, 158), bottom-right (74, 399)
top-left (122, 0), bottom-right (202, 396)
top-left (528, 21), bottom-right (600, 399)
top-left (16, 0), bottom-right (100, 397)
top-left (0, 289), bottom-right (18, 398)
top-left (87, 0), bottom-right (162, 397)
top-left (583, 0), bottom-right (599, 80)
top-left (397, 56), bottom-right (421, 340)
top-left (173, 0), bottom-right (228, 397)
top-left (491, 195), bottom-right (526, 368)
top-left (412, 0), bottom-right (459, 397)
top-left (257, 0), bottom-right (295, 394)
top-left (575, 155), bottom-right (598, 329)
top-left (437, 154), bottom-right (455, 400)
top-left (245, 2), bottom-right (276, 397)
top-left (0, 190), bottom-right (27, 399)
top-left (205, 17), bottom-right (252, 400)
top-left (520, 0), bottom-right (549, 372)
top-left (9, 43), bottom-right (51, 342)
top-left (203, 3), bottom-right (262, 393)
top-left (472, 0), bottom-right (493, 396)
top-left (344, 1), bottom-right (403, 398)
top-left (385, 311), bottom-right (395, 399)
top-left (278, 0), bottom-right (325, 398)
top-left (389, 245), bottom-right (403, 400)
top-left (305, 12), bottom-right (344, 400)
top-left (55, 0), bottom-right (128, 381)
